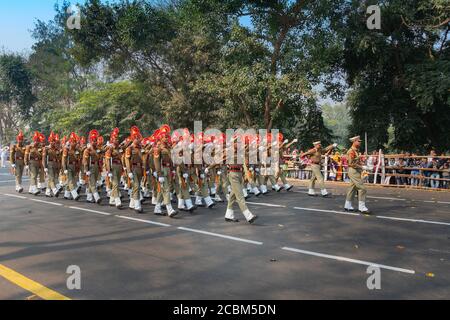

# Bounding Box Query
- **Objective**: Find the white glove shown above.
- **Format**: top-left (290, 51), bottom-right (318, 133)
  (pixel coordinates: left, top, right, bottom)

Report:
top-left (217, 171), bottom-right (222, 176)
top-left (44, 168), bottom-right (48, 173)
top-left (128, 172), bottom-right (134, 179)
top-left (64, 170), bottom-right (68, 174)
top-left (200, 174), bottom-right (205, 179)
top-left (25, 165), bottom-right (29, 170)
top-left (108, 173), bottom-right (113, 178)
top-left (189, 143), bottom-right (194, 150)
top-left (153, 172), bottom-right (158, 178)
top-left (283, 139), bottom-right (289, 144)
top-left (292, 138), bottom-right (298, 143)
top-left (146, 171), bottom-right (150, 176)
top-left (259, 146), bottom-right (265, 152)
top-left (158, 177), bottom-right (165, 183)
top-left (333, 143), bottom-right (338, 148)
top-left (11, 164), bottom-right (16, 168)
top-left (255, 168), bottom-right (260, 172)
top-left (249, 167), bottom-right (254, 172)
top-left (362, 165), bottom-right (368, 171)
top-left (183, 173), bottom-right (189, 179)
top-left (86, 171), bottom-right (91, 176)
top-left (205, 168), bottom-right (209, 175)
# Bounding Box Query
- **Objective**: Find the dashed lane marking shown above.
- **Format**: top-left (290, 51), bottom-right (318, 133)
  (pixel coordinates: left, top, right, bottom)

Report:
top-left (376, 215), bottom-right (450, 226)
top-left (247, 202), bottom-right (286, 208)
top-left (282, 247), bottom-right (415, 274)
top-left (29, 198), bottom-right (63, 206)
top-left (178, 227), bottom-right (263, 245)
top-left (116, 215), bottom-right (172, 227)
top-left (67, 206), bottom-right (112, 216)
top-left (293, 206), bottom-right (360, 216)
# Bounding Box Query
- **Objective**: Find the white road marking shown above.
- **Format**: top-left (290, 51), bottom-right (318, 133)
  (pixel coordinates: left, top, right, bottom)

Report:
top-left (29, 199), bottom-right (63, 206)
top-left (116, 215), bottom-right (171, 227)
top-left (0, 179), bottom-right (29, 184)
top-left (68, 206), bottom-right (112, 216)
top-left (282, 247), bottom-right (415, 274)
top-left (437, 201), bottom-right (450, 204)
top-left (293, 206), bottom-right (360, 216)
top-left (367, 196), bottom-right (406, 201)
top-left (293, 206), bottom-right (450, 226)
top-left (178, 227), bottom-right (263, 245)
top-left (247, 202), bottom-right (286, 208)
top-left (376, 215), bottom-right (450, 226)
top-left (3, 193), bottom-right (27, 199)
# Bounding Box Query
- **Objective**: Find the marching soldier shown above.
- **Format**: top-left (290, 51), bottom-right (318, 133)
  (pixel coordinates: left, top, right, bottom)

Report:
top-left (105, 128), bottom-right (123, 209)
top-left (301, 141), bottom-right (337, 197)
top-left (224, 138), bottom-right (258, 224)
top-left (62, 133), bottom-right (81, 200)
top-left (42, 132), bottom-right (62, 197)
top-left (344, 136), bottom-right (371, 214)
top-left (125, 126), bottom-right (145, 213)
top-left (152, 126), bottom-right (178, 217)
top-left (276, 136), bottom-right (298, 191)
top-left (10, 131), bottom-right (26, 193)
top-left (83, 130), bottom-right (102, 204)
top-left (25, 132), bottom-right (44, 196)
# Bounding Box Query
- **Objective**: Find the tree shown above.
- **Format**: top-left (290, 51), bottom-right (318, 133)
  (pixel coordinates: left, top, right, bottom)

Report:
top-left (51, 81), bottom-right (162, 138)
top-left (342, 0), bottom-right (450, 153)
top-left (0, 53), bottom-right (35, 143)
top-left (322, 102), bottom-right (351, 146)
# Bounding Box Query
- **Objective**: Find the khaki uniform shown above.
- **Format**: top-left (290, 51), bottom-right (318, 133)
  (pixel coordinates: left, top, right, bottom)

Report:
top-left (10, 143), bottom-right (25, 191)
top-left (346, 147), bottom-right (366, 202)
top-left (25, 144), bottom-right (43, 194)
top-left (153, 141), bottom-right (177, 216)
top-left (83, 146), bottom-right (102, 202)
top-left (105, 145), bottom-right (124, 206)
top-left (125, 145), bottom-right (144, 202)
top-left (42, 146), bottom-right (62, 196)
top-left (62, 146), bottom-right (81, 199)
top-left (304, 145), bottom-right (333, 194)
top-left (225, 164), bottom-right (257, 223)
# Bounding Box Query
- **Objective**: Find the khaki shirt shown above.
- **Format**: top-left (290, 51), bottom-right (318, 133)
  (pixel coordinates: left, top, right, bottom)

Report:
top-left (304, 145), bottom-right (333, 164)
top-left (347, 147), bottom-right (363, 170)
top-left (10, 144), bottom-right (26, 164)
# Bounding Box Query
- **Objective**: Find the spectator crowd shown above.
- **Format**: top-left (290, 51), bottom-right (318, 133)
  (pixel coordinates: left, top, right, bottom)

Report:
top-left (285, 149), bottom-right (450, 190)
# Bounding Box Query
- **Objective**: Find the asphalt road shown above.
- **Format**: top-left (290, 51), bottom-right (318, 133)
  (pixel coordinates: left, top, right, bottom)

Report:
top-left (0, 164), bottom-right (449, 300)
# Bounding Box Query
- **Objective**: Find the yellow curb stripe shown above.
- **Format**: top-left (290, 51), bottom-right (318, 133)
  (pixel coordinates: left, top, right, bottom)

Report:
top-left (0, 264), bottom-right (70, 300)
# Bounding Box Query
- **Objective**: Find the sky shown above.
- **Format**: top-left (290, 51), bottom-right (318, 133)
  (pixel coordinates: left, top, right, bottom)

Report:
top-left (0, 0), bottom-right (65, 53)
top-left (0, 0), bottom-right (252, 53)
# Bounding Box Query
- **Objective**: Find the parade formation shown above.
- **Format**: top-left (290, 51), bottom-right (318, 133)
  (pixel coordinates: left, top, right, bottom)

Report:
top-left (8, 125), bottom-right (371, 223)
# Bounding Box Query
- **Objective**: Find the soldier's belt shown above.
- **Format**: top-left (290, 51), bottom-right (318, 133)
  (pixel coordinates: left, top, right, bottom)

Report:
top-left (16, 157), bottom-right (24, 160)
top-left (90, 161), bottom-right (99, 165)
top-left (68, 161), bottom-right (78, 165)
top-left (131, 163), bottom-right (142, 166)
top-left (31, 158), bottom-right (40, 161)
top-left (162, 162), bottom-right (171, 167)
top-left (112, 160), bottom-right (122, 164)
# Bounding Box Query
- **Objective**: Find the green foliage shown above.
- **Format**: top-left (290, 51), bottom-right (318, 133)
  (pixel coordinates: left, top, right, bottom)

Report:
top-left (51, 81), bottom-right (162, 138)
top-left (0, 53), bottom-right (35, 143)
top-left (342, 0), bottom-right (450, 153)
